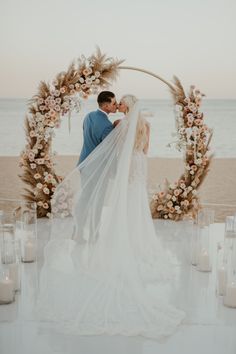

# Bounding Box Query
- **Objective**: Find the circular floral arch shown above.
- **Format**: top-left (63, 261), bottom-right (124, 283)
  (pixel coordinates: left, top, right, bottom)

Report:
top-left (20, 48), bottom-right (212, 219)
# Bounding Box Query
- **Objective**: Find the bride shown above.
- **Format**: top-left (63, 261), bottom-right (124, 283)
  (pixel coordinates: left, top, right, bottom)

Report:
top-left (37, 95), bottom-right (185, 339)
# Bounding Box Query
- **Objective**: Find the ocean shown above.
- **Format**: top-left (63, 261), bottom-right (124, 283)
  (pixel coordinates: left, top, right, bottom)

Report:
top-left (0, 98), bottom-right (235, 158)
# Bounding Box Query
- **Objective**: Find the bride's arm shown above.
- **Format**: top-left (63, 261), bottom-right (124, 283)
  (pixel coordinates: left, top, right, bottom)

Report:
top-left (143, 122), bottom-right (150, 154)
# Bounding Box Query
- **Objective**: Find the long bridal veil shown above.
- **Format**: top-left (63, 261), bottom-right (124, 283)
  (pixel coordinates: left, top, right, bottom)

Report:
top-left (37, 101), bottom-right (185, 339)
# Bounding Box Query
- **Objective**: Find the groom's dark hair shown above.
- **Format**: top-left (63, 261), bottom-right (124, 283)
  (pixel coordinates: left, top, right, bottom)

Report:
top-left (97, 91), bottom-right (115, 106)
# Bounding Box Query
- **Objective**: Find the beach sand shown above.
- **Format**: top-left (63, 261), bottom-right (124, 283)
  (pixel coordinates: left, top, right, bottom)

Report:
top-left (0, 156), bottom-right (236, 221)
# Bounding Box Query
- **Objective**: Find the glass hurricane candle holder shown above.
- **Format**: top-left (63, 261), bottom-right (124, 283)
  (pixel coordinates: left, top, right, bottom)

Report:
top-left (224, 228), bottom-right (236, 308)
top-left (1, 224), bottom-right (16, 265)
top-left (224, 215), bottom-right (236, 238)
top-left (0, 268), bottom-right (15, 304)
top-left (0, 224), bottom-right (21, 292)
top-left (216, 242), bottom-right (227, 296)
top-left (191, 222), bottom-right (199, 266)
top-left (196, 208), bottom-right (214, 272)
top-left (21, 202), bottom-right (37, 263)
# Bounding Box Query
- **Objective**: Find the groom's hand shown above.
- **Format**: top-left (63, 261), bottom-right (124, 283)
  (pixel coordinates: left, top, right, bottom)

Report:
top-left (113, 119), bottom-right (122, 128)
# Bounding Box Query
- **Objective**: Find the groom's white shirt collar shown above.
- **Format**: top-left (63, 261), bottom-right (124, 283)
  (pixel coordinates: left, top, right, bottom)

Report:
top-left (98, 108), bottom-right (109, 118)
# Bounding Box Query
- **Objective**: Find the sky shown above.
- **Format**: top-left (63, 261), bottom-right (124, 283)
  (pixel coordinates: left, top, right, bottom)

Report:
top-left (0, 0), bottom-right (235, 99)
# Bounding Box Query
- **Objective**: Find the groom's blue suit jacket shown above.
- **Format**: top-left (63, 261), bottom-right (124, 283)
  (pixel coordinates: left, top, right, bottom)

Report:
top-left (78, 109), bottom-right (114, 165)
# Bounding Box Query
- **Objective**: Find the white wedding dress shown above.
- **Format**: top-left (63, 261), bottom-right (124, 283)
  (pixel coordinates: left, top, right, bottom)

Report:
top-left (37, 102), bottom-right (185, 339)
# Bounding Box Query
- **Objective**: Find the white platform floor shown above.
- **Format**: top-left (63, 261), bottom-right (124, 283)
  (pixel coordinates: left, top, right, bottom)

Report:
top-left (0, 219), bottom-right (236, 354)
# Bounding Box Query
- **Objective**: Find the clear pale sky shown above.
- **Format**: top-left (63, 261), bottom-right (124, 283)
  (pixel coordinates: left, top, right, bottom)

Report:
top-left (0, 0), bottom-right (235, 99)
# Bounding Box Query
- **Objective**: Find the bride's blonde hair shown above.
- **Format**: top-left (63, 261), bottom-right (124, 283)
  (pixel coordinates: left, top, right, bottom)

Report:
top-left (120, 94), bottom-right (148, 151)
top-left (120, 94), bottom-right (137, 113)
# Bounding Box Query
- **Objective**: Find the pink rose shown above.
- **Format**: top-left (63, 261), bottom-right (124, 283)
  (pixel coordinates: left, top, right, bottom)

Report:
top-left (174, 189), bottom-right (181, 197)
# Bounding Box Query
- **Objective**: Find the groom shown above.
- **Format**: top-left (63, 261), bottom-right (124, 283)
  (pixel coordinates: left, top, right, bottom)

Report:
top-left (78, 91), bottom-right (117, 165)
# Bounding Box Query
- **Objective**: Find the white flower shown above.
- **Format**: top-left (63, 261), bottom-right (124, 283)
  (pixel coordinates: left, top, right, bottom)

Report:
top-left (95, 71), bottom-right (100, 78)
top-left (79, 77), bottom-right (85, 83)
top-left (54, 105), bottom-right (61, 112)
top-left (49, 99), bottom-right (56, 107)
top-left (43, 187), bottom-right (50, 195)
top-left (29, 130), bottom-right (36, 138)
top-left (62, 102), bottom-right (69, 110)
top-left (60, 87), bottom-right (66, 94)
top-left (36, 158), bottom-right (45, 165)
top-left (37, 98), bottom-right (44, 105)
top-left (185, 164), bottom-right (191, 171)
top-left (175, 104), bottom-right (182, 111)
top-left (195, 158), bottom-right (202, 165)
top-left (30, 163), bottom-right (37, 169)
top-left (53, 88), bottom-right (60, 97)
top-left (95, 78), bottom-right (100, 84)
top-left (34, 173), bottom-right (41, 179)
top-left (36, 183), bottom-right (43, 189)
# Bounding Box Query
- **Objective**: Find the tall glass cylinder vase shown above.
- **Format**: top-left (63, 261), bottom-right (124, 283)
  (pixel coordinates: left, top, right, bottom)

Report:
top-left (196, 208), bottom-right (214, 272)
top-left (0, 223), bottom-right (21, 292)
top-left (191, 222), bottom-right (199, 266)
top-left (224, 215), bottom-right (236, 307)
top-left (20, 202), bottom-right (37, 263)
top-left (216, 242), bottom-right (227, 296)
top-left (0, 268), bottom-right (15, 304)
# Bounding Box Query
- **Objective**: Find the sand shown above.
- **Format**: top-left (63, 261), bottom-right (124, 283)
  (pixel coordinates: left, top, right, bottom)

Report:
top-left (0, 156), bottom-right (236, 221)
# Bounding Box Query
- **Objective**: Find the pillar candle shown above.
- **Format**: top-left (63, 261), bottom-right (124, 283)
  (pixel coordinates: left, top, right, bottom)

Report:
top-left (198, 249), bottom-right (211, 272)
top-left (224, 282), bottom-right (236, 308)
top-left (0, 276), bottom-right (14, 304)
top-left (22, 241), bottom-right (36, 262)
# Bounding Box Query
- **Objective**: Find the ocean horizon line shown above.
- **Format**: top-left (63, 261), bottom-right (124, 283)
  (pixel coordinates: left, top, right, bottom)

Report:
top-left (0, 97), bottom-right (235, 101)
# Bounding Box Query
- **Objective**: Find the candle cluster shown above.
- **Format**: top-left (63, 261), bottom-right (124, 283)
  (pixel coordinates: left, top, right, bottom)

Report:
top-left (0, 206), bottom-right (37, 304)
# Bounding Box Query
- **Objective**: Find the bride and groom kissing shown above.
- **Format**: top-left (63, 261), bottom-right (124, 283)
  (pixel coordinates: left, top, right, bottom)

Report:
top-left (78, 90), bottom-right (149, 165)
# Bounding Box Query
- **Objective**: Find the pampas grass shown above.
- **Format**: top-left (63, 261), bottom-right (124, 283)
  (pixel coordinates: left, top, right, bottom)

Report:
top-left (19, 48), bottom-right (123, 217)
